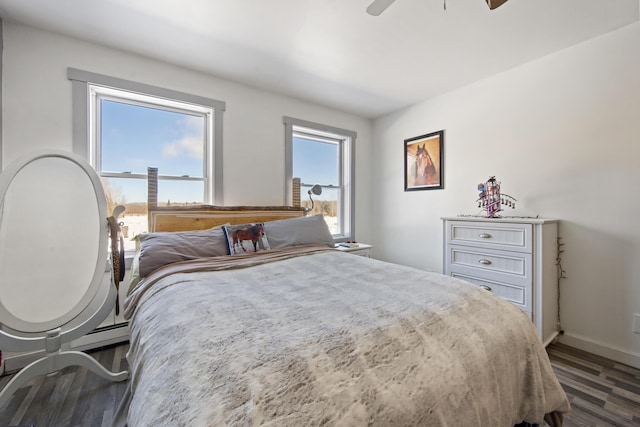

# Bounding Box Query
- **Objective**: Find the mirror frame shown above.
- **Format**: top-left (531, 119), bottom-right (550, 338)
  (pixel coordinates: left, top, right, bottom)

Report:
top-left (0, 150), bottom-right (109, 334)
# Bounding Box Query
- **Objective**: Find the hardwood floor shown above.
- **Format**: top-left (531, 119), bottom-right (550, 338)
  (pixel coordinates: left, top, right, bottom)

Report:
top-left (548, 343), bottom-right (640, 427)
top-left (0, 342), bottom-right (638, 426)
top-left (0, 344), bottom-right (129, 427)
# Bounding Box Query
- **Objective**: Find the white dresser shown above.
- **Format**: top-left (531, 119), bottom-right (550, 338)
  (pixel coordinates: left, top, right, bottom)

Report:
top-left (442, 217), bottom-right (559, 346)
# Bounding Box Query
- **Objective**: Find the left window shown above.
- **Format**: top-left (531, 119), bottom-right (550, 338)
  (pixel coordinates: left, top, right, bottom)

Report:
top-left (69, 69), bottom-right (225, 251)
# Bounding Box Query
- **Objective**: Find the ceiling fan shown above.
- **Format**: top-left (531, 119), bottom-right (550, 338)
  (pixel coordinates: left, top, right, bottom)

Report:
top-left (366, 0), bottom-right (509, 16)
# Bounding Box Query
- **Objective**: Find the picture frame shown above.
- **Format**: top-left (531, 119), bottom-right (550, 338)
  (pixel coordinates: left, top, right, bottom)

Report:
top-left (404, 130), bottom-right (444, 191)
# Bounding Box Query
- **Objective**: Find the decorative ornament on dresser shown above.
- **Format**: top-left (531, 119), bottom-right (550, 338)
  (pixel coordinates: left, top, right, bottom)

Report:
top-left (476, 176), bottom-right (517, 217)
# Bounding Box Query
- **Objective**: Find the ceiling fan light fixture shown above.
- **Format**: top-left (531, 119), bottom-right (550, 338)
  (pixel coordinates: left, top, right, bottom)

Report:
top-left (486, 0), bottom-right (509, 10)
top-left (366, 0), bottom-right (397, 16)
top-left (368, 0), bottom-right (510, 16)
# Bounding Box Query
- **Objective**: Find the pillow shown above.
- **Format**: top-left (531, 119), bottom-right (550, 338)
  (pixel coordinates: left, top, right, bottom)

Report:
top-left (264, 214), bottom-right (335, 249)
top-left (222, 223), bottom-right (271, 255)
top-left (137, 227), bottom-right (229, 277)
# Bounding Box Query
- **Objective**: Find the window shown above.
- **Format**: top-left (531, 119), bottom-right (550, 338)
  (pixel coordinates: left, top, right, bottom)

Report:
top-left (284, 116), bottom-right (356, 241)
top-left (93, 88), bottom-right (212, 247)
top-left (69, 69), bottom-right (225, 250)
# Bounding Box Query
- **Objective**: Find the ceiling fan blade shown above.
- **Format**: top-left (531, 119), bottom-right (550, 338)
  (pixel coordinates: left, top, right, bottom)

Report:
top-left (486, 0), bottom-right (509, 10)
top-left (366, 0), bottom-right (397, 16)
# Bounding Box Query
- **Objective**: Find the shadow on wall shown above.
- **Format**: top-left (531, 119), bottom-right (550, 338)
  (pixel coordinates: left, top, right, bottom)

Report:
top-left (558, 220), bottom-right (639, 351)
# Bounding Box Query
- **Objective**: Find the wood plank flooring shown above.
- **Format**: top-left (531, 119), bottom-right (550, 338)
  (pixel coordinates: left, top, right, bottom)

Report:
top-left (0, 342), bottom-right (638, 426)
top-left (547, 343), bottom-right (640, 427)
top-left (0, 344), bottom-right (129, 427)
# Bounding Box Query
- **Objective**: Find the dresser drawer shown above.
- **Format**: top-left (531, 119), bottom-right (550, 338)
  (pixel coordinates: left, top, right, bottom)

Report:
top-left (446, 221), bottom-right (532, 253)
top-left (446, 245), bottom-right (532, 286)
top-left (451, 272), bottom-right (532, 316)
top-left (442, 218), bottom-right (559, 346)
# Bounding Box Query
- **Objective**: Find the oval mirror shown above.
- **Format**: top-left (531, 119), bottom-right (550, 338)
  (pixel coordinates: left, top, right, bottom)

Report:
top-left (0, 151), bottom-right (108, 333)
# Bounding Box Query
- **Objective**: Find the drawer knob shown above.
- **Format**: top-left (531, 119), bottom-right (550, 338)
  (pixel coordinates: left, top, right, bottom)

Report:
top-left (478, 233), bottom-right (492, 239)
top-left (478, 259), bottom-right (492, 265)
top-left (479, 285), bottom-right (493, 292)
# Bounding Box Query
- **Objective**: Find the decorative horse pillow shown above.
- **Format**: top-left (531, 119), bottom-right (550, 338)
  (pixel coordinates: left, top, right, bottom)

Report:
top-left (222, 223), bottom-right (271, 255)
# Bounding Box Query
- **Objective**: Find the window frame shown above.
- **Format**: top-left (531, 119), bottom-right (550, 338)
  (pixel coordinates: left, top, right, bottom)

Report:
top-left (284, 116), bottom-right (356, 242)
top-left (68, 68), bottom-right (226, 205)
top-left (90, 86), bottom-right (213, 203)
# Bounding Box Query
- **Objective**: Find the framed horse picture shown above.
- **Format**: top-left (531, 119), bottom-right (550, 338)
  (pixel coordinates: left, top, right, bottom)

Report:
top-left (404, 130), bottom-right (444, 191)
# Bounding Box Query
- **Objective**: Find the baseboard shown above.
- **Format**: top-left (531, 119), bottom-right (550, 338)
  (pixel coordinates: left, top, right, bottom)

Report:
top-left (558, 332), bottom-right (640, 369)
top-left (70, 323), bottom-right (129, 352)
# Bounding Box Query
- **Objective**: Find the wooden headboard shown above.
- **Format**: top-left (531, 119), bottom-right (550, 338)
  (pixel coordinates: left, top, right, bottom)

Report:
top-left (148, 206), bottom-right (306, 232)
top-left (147, 168), bottom-right (306, 232)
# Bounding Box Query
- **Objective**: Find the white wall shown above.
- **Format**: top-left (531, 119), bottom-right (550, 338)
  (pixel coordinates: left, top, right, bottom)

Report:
top-left (372, 22), bottom-right (640, 367)
top-left (0, 21), bottom-right (373, 241)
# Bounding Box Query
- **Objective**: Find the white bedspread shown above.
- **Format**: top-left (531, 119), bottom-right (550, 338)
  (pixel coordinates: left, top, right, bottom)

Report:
top-left (124, 248), bottom-right (569, 426)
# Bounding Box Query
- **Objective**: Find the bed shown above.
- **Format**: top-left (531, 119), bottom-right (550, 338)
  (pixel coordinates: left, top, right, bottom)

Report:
top-left (116, 174), bottom-right (569, 426)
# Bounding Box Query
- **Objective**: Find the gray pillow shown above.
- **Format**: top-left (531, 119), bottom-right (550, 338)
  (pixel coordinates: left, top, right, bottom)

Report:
top-left (137, 227), bottom-right (228, 277)
top-left (265, 214), bottom-right (335, 249)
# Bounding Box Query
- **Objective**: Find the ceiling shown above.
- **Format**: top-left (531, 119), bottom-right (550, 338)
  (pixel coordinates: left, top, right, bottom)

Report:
top-left (0, 0), bottom-right (637, 119)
